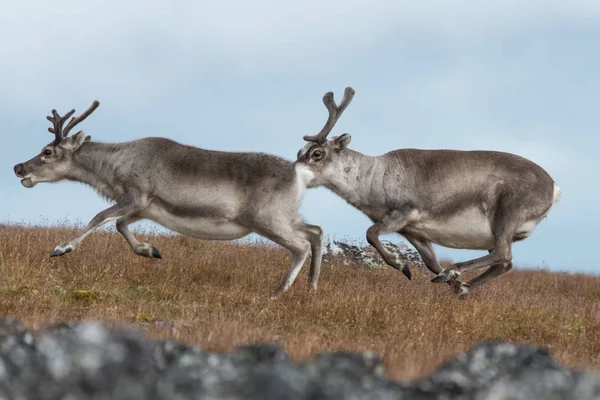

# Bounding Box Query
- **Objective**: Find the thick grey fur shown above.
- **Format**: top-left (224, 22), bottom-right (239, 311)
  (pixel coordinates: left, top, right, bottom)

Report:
top-left (296, 87), bottom-right (561, 298)
top-left (13, 102), bottom-right (323, 297)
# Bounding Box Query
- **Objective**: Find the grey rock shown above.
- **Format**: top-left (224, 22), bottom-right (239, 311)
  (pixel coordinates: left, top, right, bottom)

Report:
top-left (411, 342), bottom-right (600, 399)
top-left (0, 318), bottom-right (597, 399)
top-left (322, 240), bottom-right (422, 269)
top-left (300, 350), bottom-right (406, 400)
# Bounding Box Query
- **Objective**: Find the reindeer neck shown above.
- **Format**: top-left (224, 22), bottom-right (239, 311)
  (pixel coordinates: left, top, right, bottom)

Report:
top-left (67, 141), bottom-right (127, 202)
top-left (323, 149), bottom-right (386, 206)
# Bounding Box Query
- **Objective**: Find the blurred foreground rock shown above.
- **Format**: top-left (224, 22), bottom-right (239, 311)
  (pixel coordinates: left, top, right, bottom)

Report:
top-left (322, 240), bottom-right (422, 269)
top-left (0, 317), bottom-right (597, 399)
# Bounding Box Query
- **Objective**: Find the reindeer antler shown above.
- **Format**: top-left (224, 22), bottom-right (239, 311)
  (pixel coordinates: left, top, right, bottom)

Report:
top-left (47, 100), bottom-right (100, 145)
top-left (47, 109), bottom-right (75, 145)
top-left (303, 86), bottom-right (355, 144)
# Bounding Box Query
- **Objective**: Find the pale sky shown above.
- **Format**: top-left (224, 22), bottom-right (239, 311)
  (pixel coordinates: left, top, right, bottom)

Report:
top-left (2, 1), bottom-right (598, 272)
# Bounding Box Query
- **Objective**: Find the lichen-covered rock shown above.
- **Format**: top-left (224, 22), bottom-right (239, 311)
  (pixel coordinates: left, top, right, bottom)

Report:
top-left (300, 350), bottom-right (406, 399)
top-left (0, 318), bottom-right (598, 399)
top-left (323, 240), bottom-right (422, 269)
top-left (410, 341), bottom-right (600, 399)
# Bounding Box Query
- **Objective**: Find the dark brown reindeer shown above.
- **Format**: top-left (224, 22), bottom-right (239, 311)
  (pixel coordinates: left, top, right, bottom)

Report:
top-left (13, 101), bottom-right (324, 297)
top-left (295, 87), bottom-right (561, 298)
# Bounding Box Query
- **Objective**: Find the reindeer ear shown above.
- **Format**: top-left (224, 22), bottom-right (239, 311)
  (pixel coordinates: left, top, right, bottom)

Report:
top-left (60, 131), bottom-right (91, 151)
top-left (330, 134), bottom-right (351, 152)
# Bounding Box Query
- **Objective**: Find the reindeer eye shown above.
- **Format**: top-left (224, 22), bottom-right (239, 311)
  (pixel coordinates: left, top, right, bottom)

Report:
top-left (43, 149), bottom-right (52, 156)
top-left (312, 150), bottom-right (322, 159)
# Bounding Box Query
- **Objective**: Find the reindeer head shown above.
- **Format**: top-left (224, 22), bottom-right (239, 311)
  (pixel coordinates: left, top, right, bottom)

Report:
top-left (296, 87), bottom-right (354, 180)
top-left (13, 101), bottom-right (99, 188)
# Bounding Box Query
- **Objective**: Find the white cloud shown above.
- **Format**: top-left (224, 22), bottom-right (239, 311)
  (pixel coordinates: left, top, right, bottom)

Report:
top-left (2, 0), bottom-right (599, 109)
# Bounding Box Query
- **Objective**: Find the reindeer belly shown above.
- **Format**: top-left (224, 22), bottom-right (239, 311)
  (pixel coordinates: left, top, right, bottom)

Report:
top-left (406, 208), bottom-right (494, 250)
top-left (142, 206), bottom-right (252, 240)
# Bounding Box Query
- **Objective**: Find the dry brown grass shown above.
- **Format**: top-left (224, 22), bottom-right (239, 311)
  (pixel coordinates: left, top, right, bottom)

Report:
top-left (0, 224), bottom-right (599, 381)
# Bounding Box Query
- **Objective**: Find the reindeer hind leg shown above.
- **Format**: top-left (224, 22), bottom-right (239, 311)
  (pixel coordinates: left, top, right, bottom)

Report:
top-left (298, 222), bottom-right (324, 291)
top-left (253, 223), bottom-right (311, 298)
top-left (432, 190), bottom-right (519, 285)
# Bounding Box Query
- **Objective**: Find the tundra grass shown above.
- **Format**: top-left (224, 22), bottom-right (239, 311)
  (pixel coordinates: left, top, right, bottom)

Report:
top-left (0, 224), bottom-right (598, 380)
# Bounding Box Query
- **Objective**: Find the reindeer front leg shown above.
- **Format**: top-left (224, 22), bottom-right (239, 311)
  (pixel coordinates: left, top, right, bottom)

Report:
top-left (116, 216), bottom-right (161, 259)
top-left (50, 203), bottom-right (138, 257)
top-left (366, 210), bottom-right (413, 280)
top-left (403, 234), bottom-right (468, 295)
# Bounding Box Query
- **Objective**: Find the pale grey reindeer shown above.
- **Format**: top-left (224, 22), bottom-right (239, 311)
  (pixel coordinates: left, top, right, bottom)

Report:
top-left (295, 87), bottom-right (561, 298)
top-left (13, 101), bottom-right (323, 296)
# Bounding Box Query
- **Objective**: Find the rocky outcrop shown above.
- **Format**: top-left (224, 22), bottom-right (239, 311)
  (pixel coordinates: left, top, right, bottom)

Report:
top-left (322, 240), bottom-right (422, 269)
top-left (0, 317), bottom-right (597, 399)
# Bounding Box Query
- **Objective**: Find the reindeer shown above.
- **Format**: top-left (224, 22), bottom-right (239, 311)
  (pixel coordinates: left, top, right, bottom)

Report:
top-left (295, 87), bottom-right (561, 298)
top-left (13, 101), bottom-right (324, 297)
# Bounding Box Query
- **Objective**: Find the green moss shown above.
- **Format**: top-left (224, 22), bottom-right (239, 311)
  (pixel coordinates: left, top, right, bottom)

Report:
top-left (69, 289), bottom-right (99, 302)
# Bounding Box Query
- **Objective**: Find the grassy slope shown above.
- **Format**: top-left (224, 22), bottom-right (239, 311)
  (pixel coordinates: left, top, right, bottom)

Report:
top-left (0, 225), bottom-right (598, 381)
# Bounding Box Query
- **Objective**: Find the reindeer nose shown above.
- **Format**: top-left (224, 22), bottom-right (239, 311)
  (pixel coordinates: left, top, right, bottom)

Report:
top-left (13, 164), bottom-right (24, 177)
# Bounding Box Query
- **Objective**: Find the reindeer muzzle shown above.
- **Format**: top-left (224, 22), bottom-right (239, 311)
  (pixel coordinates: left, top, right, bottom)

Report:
top-left (13, 164), bottom-right (25, 178)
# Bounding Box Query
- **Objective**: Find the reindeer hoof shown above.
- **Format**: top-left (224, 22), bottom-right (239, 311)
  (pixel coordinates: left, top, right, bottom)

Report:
top-left (401, 266), bottom-right (412, 280)
top-left (134, 244), bottom-right (161, 259)
top-left (457, 283), bottom-right (472, 299)
top-left (50, 244), bottom-right (73, 257)
top-left (270, 291), bottom-right (284, 300)
top-left (448, 280), bottom-right (462, 293)
top-left (391, 258), bottom-right (411, 280)
top-left (432, 268), bottom-right (460, 284)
